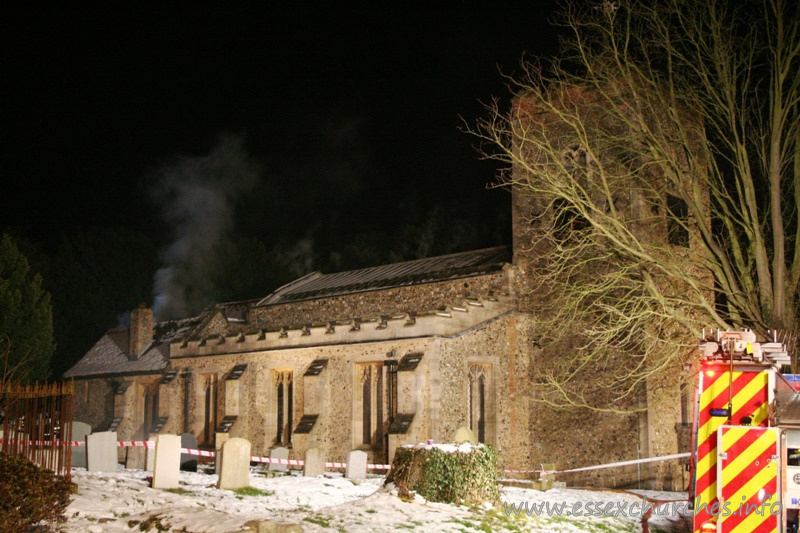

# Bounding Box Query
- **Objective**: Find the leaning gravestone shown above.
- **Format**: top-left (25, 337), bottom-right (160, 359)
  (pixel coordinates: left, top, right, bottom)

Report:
top-left (126, 442), bottom-right (147, 470)
top-left (268, 446), bottom-right (289, 473)
top-left (71, 421), bottom-right (91, 469)
top-left (303, 447), bottom-right (325, 477)
top-left (145, 438), bottom-right (156, 472)
top-left (215, 432), bottom-right (229, 474)
top-left (86, 431), bottom-right (118, 472)
top-left (179, 432), bottom-right (198, 472)
top-left (217, 437), bottom-right (251, 490)
top-left (152, 434), bottom-right (181, 489)
top-left (345, 450), bottom-right (367, 480)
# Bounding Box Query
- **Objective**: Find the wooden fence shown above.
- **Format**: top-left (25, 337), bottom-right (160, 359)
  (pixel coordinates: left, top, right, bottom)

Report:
top-left (1, 381), bottom-right (74, 477)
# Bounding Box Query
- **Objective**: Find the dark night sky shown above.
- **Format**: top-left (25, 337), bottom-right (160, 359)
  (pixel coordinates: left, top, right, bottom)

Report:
top-left (3, 4), bottom-right (564, 373)
top-left (3, 4), bottom-right (560, 248)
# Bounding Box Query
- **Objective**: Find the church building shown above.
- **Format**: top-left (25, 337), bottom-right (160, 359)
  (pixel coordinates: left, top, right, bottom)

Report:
top-left (66, 91), bottom-right (700, 490)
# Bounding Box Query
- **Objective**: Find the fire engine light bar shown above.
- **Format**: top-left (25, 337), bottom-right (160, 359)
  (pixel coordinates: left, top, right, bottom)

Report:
top-left (709, 408), bottom-right (731, 417)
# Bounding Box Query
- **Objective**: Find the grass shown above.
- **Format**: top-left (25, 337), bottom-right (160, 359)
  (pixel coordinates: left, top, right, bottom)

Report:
top-left (475, 509), bottom-right (525, 532)
top-left (446, 518), bottom-right (478, 529)
top-left (232, 486), bottom-right (274, 497)
top-left (164, 487), bottom-right (194, 495)
top-left (534, 515), bottom-right (638, 533)
top-left (128, 514), bottom-right (171, 532)
top-left (303, 514), bottom-right (332, 528)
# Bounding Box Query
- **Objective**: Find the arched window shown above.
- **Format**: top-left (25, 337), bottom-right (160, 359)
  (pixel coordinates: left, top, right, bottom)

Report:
top-left (468, 363), bottom-right (494, 444)
top-left (356, 361), bottom-right (398, 450)
top-left (666, 194), bottom-right (689, 247)
top-left (201, 374), bottom-right (217, 447)
top-left (274, 370), bottom-right (293, 445)
top-left (143, 385), bottom-right (159, 437)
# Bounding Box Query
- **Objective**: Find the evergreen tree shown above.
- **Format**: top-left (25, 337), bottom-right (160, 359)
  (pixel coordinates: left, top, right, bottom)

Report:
top-left (0, 233), bottom-right (55, 383)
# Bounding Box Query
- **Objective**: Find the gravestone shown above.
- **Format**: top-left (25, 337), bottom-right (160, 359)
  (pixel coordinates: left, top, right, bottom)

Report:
top-left (217, 437), bottom-right (251, 490)
top-left (126, 443), bottom-right (146, 470)
top-left (179, 432), bottom-right (198, 472)
top-left (345, 450), bottom-right (367, 480)
top-left (86, 431), bottom-right (118, 472)
top-left (303, 447), bottom-right (325, 477)
top-left (215, 432), bottom-right (229, 474)
top-left (452, 426), bottom-right (478, 444)
top-left (152, 434), bottom-right (181, 489)
top-left (71, 421), bottom-right (91, 469)
top-left (539, 463), bottom-right (558, 491)
top-left (145, 438), bottom-right (156, 472)
top-left (268, 446), bottom-right (289, 473)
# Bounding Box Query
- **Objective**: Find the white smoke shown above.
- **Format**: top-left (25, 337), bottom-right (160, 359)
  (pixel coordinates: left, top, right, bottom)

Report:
top-left (152, 134), bottom-right (261, 320)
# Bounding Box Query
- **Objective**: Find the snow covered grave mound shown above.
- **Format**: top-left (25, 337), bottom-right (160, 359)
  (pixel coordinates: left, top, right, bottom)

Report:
top-left (385, 442), bottom-right (500, 505)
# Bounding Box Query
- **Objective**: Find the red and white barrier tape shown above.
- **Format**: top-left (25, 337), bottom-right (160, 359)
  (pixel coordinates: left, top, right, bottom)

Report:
top-left (550, 452), bottom-right (690, 475)
top-left (182, 448), bottom-right (214, 457)
top-left (248, 454), bottom-right (390, 469)
top-left (0, 438), bottom-right (88, 447)
top-left (0, 438), bottom-right (685, 475)
top-left (118, 440), bottom-right (153, 448)
top-left (501, 452), bottom-right (691, 475)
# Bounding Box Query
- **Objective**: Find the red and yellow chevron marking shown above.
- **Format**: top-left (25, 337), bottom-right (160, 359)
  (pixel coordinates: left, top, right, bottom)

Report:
top-left (717, 426), bottom-right (779, 533)
top-left (692, 365), bottom-right (770, 533)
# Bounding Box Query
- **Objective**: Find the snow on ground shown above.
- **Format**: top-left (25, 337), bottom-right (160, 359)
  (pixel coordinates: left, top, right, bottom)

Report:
top-left (61, 466), bottom-right (692, 532)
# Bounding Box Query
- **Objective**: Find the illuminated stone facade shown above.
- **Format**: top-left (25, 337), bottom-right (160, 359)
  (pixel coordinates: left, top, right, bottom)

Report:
top-left (66, 91), bottom-right (703, 489)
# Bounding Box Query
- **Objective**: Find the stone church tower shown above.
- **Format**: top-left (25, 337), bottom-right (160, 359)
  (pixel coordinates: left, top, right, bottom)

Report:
top-left (504, 87), bottom-right (706, 489)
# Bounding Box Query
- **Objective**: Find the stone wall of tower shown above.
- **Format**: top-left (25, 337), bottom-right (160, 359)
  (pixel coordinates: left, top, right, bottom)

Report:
top-left (506, 90), bottom-right (699, 489)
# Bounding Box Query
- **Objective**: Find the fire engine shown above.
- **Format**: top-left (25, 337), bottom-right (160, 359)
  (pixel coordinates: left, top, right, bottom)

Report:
top-left (690, 329), bottom-right (796, 533)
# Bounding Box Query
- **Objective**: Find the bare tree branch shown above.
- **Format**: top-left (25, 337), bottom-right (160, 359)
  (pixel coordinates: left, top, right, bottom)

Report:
top-left (465, 0), bottom-right (799, 411)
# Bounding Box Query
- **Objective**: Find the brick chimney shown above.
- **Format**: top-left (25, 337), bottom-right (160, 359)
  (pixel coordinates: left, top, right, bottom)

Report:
top-left (129, 304), bottom-right (154, 360)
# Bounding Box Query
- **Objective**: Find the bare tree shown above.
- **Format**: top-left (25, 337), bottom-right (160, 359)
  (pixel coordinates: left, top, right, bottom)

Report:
top-left (0, 336), bottom-right (30, 426)
top-left (467, 0), bottom-right (799, 411)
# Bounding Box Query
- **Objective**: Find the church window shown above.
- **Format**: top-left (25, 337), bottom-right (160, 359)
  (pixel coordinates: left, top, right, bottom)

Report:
top-left (361, 366), bottom-right (372, 445)
top-left (274, 370), bottom-right (293, 445)
top-left (468, 363), bottom-right (495, 444)
top-left (356, 361), bottom-right (398, 450)
top-left (680, 384), bottom-right (693, 427)
top-left (553, 144), bottom-right (593, 240)
top-left (666, 194), bottom-right (689, 247)
top-left (143, 385), bottom-right (159, 437)
top-left (201, 374), bottom-right (217, 447)
top-left (553, 198), bottom-right (590, 239)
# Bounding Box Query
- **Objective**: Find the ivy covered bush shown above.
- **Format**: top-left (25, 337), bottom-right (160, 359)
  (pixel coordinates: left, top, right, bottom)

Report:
top-left (0, 452), bottom-right (72, 532)
top-left (385, 443), bottom-right (500, 505)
